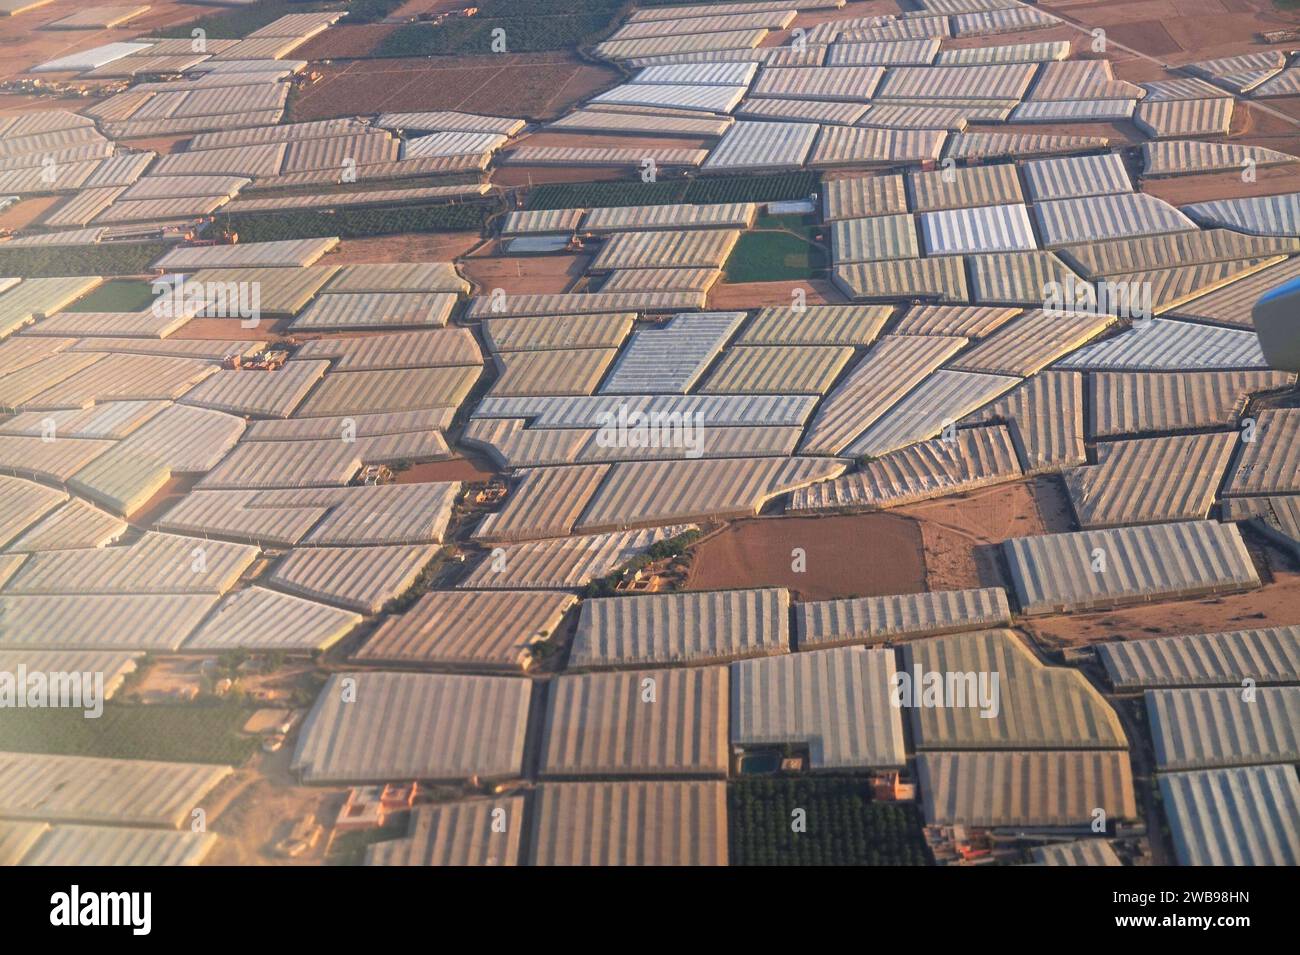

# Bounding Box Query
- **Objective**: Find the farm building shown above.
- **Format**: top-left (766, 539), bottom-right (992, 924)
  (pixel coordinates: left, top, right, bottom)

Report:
top-left (1057, 320), bottom-right (1267, 371)
top-left (1003, 521), bottom-right (1261, 615)
top-left (20, 826), bottom-right (217, 867)
top-left (182, 587), bottom-right (362, 654)
top-left (292, 672), bottom-right (532, 783)
top-left (907, 163), bottom-right (1022, 212)
top-left (569, 588), bottom-right (789, 669)
top-left (731, 646), bottom-right (906, 769)
top-left (0, 594), bottom-right (221, 651)
top-left (1089, 371), bottom-right (1293, 438)
top-left (599, 312), bottom-right (744, 393)
top-left (823, 174), bottom-right (907, 220)
top-left (1030, 841), bottom-right (1121, 866)
top-left (1100, 626), bottom-right (1300, 691)
top-left (801, 335), bottom-right (966, 454)
top-left (268, 544), bottom-right (438, 614)
top-left (834, 256), bottom-right (970, 302)
top-left (702, 121), bottom-right (820, 173)
top-left (738, 304), bottom-right (890, 345)
top-left (844, 370), bottom-right (1019, 459)
top-left (540, 666), bottom-right (730, 777)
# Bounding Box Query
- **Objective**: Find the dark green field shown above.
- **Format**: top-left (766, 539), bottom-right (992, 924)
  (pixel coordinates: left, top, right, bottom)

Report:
top-left (0, 243), bottom-right (166, 277)
top-left (63, 279), bottom-right (156, 313)
top-left (220, 200), bottom-right (496, 242)
top-left (729, 778), bottom-right (930, 866)
top-left (525, 172), bottom-right (819, 210)
top-left (724, 214), bottom-right (827, 283)
top-left (375, 0), bottom-right (624, 57)
top-left (0, 704), bottom-right (260, 765)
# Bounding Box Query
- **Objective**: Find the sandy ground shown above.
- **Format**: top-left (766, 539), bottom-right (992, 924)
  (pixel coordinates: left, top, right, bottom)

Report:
top-left (293, 24), bottom-right (402, 61)
top-left (1026, 563), bottom-right (1300, 649)
top-left (895, 477), bottom-right (1073, 592)
top-left (289, 53), bottom-right (620, 124)
top-left (458, 250), bottom-right (591, 295)
top-left (685, 512), bottom-right (928, 601)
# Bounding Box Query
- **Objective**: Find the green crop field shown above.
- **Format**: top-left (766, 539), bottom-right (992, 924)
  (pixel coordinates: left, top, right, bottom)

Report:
top-left (525, 172), bottom-right (819, 211)
top-left (375, 0), bottom-right (625, 57)
top-left (0, 703), bottom-right (260, 765)
top-left (221, 200), bottom-right (495, 242)
top-left (63, 278), bottom-right (156, 313)
top-left (724, 219), bottom-right (827, 283)
top-left (0, 243), bottom-right (166, 277)
top-left (729, 778), bottom-right (930, 865)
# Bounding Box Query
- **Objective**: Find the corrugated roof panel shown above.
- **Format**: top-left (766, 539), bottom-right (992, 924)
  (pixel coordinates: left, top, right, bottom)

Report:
top-left (1100, 626), bottom-right (1300, 690)
top-left (1057, 319), bottom-right (1267, 371)
top-left (1003, 521), bottom-right (1261, 615)
top-left (1090, 370), bottom-right (1294, 438)
top-left (845, 370), bottom-right (1019, 458)
top-left (542, 666), bottom-right (729, 776)
top-left (794, 424), bottom-right (1022, 509)
top-left (600, 311), bottom-right (744, 393)
top-left (797, 587), bottom-right (1011, 648)
top-left (1065, 432), bottom-right (1238, 527)
top-left (1181, 191), bottom-right (1300, 237)
top-left (356, 590), bottom-right (574, 671)
top-left (702, 121), bottom-right (819, 172)
top-left (918, 751), bottom-right (1137, 826)
top-left (1035, 193), bottom-right (1197, 247)
top-left (183, 586), bottom-right (361, 652)
top-left (908, 162), bottom-right (1021, 212)
top-left (823, 174), bottom-right (907, 220)
top-left (731, 646), bottom-right (906, 768)
top-left (1160, 765), bottom-right (1300, 866)
top-left (574, 456), bottom-right (845, 532)
top-left (365, 797), bottom-right (525, 866)
top-left (904, 629), bottom-right (1128, 749)
top-left (739, 303), bottom-right (890, 344)
top-left (811, 125), bottom-right (946, 167)
top-left (1148, 687), bottom-right (1300, 770)
top-left (920, 202), bottom-right (1035, 254)
top-left (1223, 408), bottom-right (1300, 496)
top-left (833, 256), bottom-right (970, 302)
top-left (1135, 98), bottom-right (1234, 138)
top-left (1023, 152), bottom-right (1132, 202)
top-left (292, 671), bottom-right (531, 782)
top-left (801, 335), bottom-right (966, 454)
top-left (530, 781), bottom-right (727, 865)
top-left (570, 588), bottom-right (788, 668)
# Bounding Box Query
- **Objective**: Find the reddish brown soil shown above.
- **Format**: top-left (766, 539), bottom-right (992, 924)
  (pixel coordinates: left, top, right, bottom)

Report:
top-left (172, 317), bottom-right (291, 341)
top-left (708, 278), bottom-right (846, 311)
top-left (396, 457), bottom-right (496, 483)
top-left (289, 53), bottom-right (619, 123)
top-left (685, 513), bottom-right (928, 601)
top-left (0, 194), bottom-right (61, 231)
top-left (1142, 162), bottom-right (1300, 205)
top-left (293, 25), bottom-right (401, 62)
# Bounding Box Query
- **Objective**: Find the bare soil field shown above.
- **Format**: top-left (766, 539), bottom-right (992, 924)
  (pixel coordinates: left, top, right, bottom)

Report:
top-left (1025, 569), bottom-right (1300, 648)
top-left (173, 316), bottom-right (292, 341)
top-left (1051, 0), bottom-right (1300, 66)
top-left (1142, 160), bottom-right (1300, 205)
top-left (685, 512), bottom-right (928, 601)
top-left (458, 250), bottom-right (591, 295)
top-left (491, 164), bottom-right (632, 187)
top-left (708, 277), bottom-right (845, 310)
top-left (0, 194), bottom-right (62, 231)
top-left (294, 24), bottom-right (402, 61)
top-left (896, 477), bottom-right (1073, 592)
top-left (397, 457), bottom-right (496, 483)
top-left (289, 53), bottom-right (619, 123)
